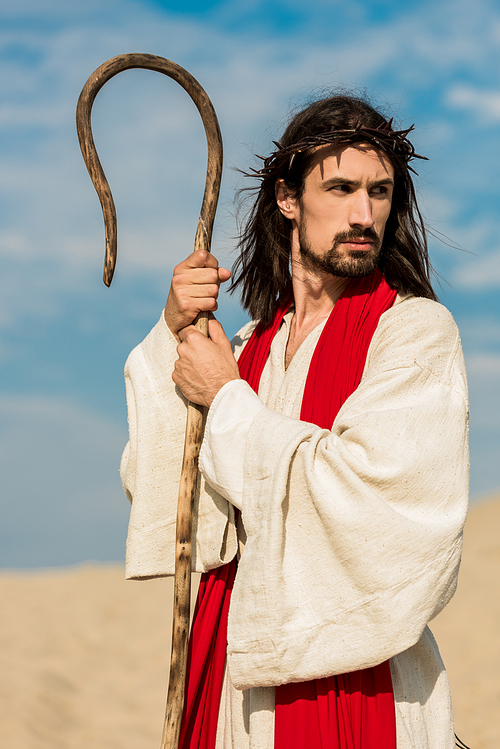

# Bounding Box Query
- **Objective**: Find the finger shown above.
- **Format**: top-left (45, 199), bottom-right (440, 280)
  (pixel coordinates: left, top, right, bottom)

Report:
top-left (203, 252), bottom-right (220, 269)
top-left (177, 265), bottom-right (229, 286)
top-left (174, 249), bottom-right (211, 273)
top-left (207, 318), bottom-right (230, 346)
top-left (180, 267), bottom-right (229, 288)
top-left (172, 266), bottom-right (220, 288)
top-left (173, 265), bottom-right (218, 283)
top-left (177, 325), bottom-right (203, 344)
top-left (175, 298), bottom-right (219, 321)
top-left (182, 249), bottom-right (224, 271)
top-left (180, 250), bottom-right (229, 280)
top-left (177, 282), bottom-right (220, 299)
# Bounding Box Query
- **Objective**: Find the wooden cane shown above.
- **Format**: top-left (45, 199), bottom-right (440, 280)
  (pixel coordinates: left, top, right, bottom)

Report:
top-left (76, 53), bottom-right (223, 749)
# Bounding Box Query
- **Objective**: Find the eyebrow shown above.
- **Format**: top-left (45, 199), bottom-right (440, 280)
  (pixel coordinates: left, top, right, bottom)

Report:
top-left (321, 176), bottom-right (395, 190)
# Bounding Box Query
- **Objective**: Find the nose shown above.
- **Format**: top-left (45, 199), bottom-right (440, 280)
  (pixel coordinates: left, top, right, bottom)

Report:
top-left (348, 190), bottom-right (375, 230)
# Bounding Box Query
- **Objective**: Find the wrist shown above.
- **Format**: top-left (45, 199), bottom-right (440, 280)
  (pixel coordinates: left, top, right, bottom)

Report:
top-left (207, 375), bottom-right (241, 407)
top-left (163, 306), bottom-right (181, 342)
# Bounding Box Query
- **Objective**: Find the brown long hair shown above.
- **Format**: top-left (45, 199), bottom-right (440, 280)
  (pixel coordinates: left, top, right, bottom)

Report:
top-left (230, 95), bottom-right (437, 325)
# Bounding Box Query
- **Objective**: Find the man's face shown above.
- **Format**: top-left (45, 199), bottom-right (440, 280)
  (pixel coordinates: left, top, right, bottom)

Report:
top-left (282, 144), bottom-right (395, 278)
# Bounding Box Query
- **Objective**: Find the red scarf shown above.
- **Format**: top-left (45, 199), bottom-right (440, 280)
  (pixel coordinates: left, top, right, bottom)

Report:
top-left (180, 270), bottom-right (397, 749)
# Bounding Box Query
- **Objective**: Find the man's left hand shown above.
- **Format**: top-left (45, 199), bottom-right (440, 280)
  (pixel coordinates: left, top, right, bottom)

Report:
top-left (173, 318), bottom-right (241, 407)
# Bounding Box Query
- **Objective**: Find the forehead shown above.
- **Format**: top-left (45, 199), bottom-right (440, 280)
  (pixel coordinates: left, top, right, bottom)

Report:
top-left (306, 143), bottom-right (395, 184)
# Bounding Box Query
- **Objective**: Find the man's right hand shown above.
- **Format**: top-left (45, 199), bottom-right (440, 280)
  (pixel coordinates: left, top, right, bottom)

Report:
top-left (164, 249), bottom-right (231, 339)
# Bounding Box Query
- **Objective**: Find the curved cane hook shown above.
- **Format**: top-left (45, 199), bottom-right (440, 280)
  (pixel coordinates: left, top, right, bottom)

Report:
top-left (76, 52), bottom-right (223, 286)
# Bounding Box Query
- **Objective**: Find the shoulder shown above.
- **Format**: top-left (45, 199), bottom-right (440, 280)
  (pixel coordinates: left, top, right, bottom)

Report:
top-left (380, 295), bottom-right (460, 341)
top-left (125, 312), bottom-right (178, 379)
top-left (231, 319), bottom-right (258, 361)
top-left (365, 296), bottom-right (466, 389)
top-left (392, 293), bottom-right (456, 321)
top-left (381, 295), bottom-right (459, 341)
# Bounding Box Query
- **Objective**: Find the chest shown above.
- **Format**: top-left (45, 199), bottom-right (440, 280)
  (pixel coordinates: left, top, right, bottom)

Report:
top-left (257, 313), bottom-right (327, 419)
top-left (284, 319), bottom-right (326, 369)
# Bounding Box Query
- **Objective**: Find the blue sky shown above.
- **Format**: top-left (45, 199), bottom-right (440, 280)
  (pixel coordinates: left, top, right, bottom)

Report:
top-left (1, 0), bottom-right (499, 567)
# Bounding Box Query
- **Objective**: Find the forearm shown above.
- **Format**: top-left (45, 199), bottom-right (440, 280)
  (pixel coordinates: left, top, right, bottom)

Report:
top-left (199, 379), bottom-right (266, 509)
top-left (122, 312), bottom-right (241, 578)
top-left (224, 372), bottom-right (468, 688)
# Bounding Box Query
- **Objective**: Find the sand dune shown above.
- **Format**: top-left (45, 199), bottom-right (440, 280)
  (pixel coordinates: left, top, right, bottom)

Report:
top-left (1, 495), bottom-right (498, 748)
top-left (431, 494), bottom-right (500, 749)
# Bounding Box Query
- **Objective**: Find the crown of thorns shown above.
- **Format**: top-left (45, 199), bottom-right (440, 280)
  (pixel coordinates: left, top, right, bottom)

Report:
top-left (251, 119), bottom-right (427, 178)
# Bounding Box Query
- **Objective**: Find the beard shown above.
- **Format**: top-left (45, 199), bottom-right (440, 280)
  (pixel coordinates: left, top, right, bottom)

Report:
top-left (298, 224), bottom-right (383, 278)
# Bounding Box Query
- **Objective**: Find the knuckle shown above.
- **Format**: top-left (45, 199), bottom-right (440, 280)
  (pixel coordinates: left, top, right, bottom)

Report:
top-left (171, 275), bottom-right (185, 292)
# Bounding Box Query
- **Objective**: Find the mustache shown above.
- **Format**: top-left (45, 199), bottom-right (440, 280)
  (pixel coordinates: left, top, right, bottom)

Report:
top-left (333, 227), bottom-right (381, 248)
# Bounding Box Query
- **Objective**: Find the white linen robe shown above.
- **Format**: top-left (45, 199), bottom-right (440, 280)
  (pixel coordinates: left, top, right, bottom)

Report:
top-left (121, 294), bottom-right (469, 749)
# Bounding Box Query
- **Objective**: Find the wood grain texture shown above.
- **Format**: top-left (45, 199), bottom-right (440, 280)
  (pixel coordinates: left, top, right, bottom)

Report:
top-left (76, 54), bottom-right (223, 749)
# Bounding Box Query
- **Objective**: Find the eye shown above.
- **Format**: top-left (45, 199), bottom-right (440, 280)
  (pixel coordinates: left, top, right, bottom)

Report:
top-left (370, 185), bottom-right (390, 196)
top-left (330, 184), bottom-right (351, 193)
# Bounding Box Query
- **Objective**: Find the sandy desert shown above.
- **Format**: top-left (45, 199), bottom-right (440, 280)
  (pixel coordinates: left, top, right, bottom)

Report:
top-left (1, 494), bottom-right (498, 749)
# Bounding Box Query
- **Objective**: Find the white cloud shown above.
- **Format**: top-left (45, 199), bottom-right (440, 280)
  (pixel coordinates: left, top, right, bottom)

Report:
top-left (453, 249), bottom-right (500, 290)
top-left (1, 0), bottom-right (500, 533)
top-left (459, 318), bottom-right (500, 349)
top-left (0, 231), bottom-right (30, 258)
top-left (460, 351), bottom-right (500, 497)
top-left (0, 0), bottom-right (118, 16)
top-left (465, 353), bottom-right (500, 378)
top-left (446, 84), bottom-right (500, 123)
top-left (421, 215), bottom-right (500, 292)
top-left (1, 0), bottom-right (499, 310)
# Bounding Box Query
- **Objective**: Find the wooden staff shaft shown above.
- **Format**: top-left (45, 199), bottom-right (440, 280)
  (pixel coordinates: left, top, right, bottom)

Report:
top-left (76, 53), bottom-right (223, 749)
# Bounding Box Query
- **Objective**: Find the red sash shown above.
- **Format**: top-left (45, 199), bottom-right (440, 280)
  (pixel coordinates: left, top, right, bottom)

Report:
top-left (179, 270), bottom-right (397, 749)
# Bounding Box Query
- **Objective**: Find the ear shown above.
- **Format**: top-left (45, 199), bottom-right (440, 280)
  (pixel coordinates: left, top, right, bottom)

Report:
top-left (275, 179), bottom-right (298, 219)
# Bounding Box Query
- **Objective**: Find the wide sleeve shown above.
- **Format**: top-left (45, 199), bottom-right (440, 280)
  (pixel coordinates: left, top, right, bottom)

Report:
top-left (120, 313), bottom-right (241, 579)
top-left (226, 298), bottom-right (469, 690)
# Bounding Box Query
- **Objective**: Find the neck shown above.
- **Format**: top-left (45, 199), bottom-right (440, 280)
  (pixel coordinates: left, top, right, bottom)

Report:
top-left (290, 246), bottom-right (350, 332)
top-left (284, 243), bottom-right (350, 370)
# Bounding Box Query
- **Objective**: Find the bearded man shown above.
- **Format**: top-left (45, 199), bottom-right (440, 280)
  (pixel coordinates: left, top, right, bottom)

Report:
top-left (120, 95), bottom-right (469, 749)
